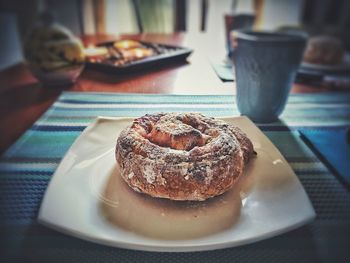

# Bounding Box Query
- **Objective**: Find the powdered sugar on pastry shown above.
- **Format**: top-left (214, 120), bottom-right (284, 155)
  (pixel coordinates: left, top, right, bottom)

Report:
top-left (115, 112), bottom-right (254, 201)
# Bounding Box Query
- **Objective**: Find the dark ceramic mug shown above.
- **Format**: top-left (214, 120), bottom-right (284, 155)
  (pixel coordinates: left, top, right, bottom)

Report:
top-left (232, 31), bottom-right (307, 123)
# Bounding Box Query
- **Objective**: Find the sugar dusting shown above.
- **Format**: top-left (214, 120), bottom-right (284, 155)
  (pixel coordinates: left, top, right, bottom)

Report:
top-left (116, 112), bottom-right (254, 201)
top-left (143, 165), bottom-right (156, 184)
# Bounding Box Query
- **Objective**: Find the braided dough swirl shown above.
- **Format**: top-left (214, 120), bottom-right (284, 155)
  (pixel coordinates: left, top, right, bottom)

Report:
top-left (116, 113), bottom-right (254, 201)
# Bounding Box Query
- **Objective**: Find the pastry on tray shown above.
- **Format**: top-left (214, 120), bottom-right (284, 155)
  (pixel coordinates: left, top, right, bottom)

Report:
top-left (114, 40), bottom-right (142, 50)
top-left (120, 47), bottom-right (154, 60)
top-left (115, 113), bottom-right (255, 201)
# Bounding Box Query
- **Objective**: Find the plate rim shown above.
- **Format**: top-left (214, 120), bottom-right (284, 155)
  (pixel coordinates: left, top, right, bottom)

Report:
top-left (38, 213), bottom-right (315, 252)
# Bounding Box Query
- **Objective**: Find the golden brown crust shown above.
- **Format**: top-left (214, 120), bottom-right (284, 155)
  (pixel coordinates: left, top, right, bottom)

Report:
top-left (115, 113), bottom-right (254, 201)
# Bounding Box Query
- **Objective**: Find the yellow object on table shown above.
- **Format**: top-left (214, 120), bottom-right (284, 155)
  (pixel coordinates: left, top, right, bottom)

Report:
top-left (24, 18), bottom-right (85, 86)
top-left (114, 40), bottom-right (142, 50)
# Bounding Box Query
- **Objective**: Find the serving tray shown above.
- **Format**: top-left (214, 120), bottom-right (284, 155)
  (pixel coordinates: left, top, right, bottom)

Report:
top-left (85, 40), bottom-right (192, 73)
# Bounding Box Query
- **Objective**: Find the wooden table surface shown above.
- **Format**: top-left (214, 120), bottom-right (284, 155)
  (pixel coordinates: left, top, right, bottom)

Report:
top-left (0, 33), bottom-right (342, 154)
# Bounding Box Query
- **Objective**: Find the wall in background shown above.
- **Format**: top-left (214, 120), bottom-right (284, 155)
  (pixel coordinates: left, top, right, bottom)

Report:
top-left (45, 0), bottom-right (81, 35)
top-left (261, 0), bottom-right (303, 30)
top-left (81, 0), bottom-right (96, 34)
top-left (0, 0), bottom-right (82, 36)
top-left (0, 14), bottom-right (24, 70)
top-left (105, 0), bottom-right (138, 34)
top-left (0, 0), bottom-right (39, 38)
top-left (105, 0), bottom-right (303, 35)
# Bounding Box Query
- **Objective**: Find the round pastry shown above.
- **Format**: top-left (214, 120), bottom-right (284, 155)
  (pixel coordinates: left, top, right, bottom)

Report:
top-left (115, 113), bottom-right (254, 201)
top-left (121, 47), bottom-right (154, 60)
top-left (303, 35), bottom-right (344, 65)
top-left (114, 40), bottom-right (142, 50)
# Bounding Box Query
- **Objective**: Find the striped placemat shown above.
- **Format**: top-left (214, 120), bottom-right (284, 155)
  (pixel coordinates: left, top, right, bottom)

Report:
top-left (1, 92), bottom-right (350, 263)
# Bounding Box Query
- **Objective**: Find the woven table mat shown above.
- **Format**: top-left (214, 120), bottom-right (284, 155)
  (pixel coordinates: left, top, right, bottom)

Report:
top-left (1, 92), bottom-right (350, 263)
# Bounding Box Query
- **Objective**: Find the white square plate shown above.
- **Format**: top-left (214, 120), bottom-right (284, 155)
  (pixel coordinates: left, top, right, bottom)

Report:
top-left (38, 116), bottom-right (315, 252)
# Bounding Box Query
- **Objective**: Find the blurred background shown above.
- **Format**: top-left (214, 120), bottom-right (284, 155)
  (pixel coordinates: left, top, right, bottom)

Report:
top-left (1, 0), bottom-right (350, 71)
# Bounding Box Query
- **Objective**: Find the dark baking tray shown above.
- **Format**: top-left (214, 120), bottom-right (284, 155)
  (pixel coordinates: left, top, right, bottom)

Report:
top-left (85, 40), bottom-right (193, 73)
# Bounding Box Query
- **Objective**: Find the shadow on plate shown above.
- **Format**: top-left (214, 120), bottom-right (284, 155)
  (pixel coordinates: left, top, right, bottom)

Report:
top-left (99, 164), bottom-right (248, 240)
